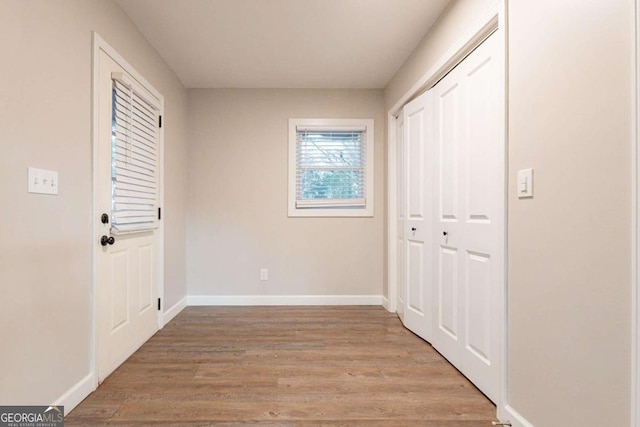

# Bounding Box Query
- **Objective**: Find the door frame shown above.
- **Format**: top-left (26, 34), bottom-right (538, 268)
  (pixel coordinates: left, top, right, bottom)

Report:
top-left (90, 32), bottom-right (165, 388)
top-left (633, 2), bottom-right (639, 426)
top-left (385, 1), bottom-right (517, 423)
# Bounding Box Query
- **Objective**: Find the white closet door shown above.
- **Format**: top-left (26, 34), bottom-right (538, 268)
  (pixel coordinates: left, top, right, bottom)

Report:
top-left (401, 90), bottom-right (433, 342)
top-left (432, 31), bottom-right (503, 402)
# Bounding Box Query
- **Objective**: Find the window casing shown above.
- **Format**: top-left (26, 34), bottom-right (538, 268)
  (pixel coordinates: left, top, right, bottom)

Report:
top-left (288, 118), bottom-right (374, 217)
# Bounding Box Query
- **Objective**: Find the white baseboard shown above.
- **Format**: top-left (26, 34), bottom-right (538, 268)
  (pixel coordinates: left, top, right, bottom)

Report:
top-left (187, 294), bottom-right (384, 306)
top-left (382, 295), bottom-right (390, 311)
top-left (55, 372), bottom-right (95, 415)
top-left (163, 296), bottom-right (187, 324)
top-left (58, 298), bottom-right (188, 416)
top-left (503, 404), bottom-right (534, 427)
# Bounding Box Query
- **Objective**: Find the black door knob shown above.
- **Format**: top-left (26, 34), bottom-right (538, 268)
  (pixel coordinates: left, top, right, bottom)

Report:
top-left (411, 227), bottom-right (417, 231)
top-left (443, 231), bottom-right (448, 236)
top-left (100, 235), bottom-right (115, 246)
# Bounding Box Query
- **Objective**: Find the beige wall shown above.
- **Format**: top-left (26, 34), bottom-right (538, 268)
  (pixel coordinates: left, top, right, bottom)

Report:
top-left (384, 0), bottom-right (634, 425)
top-left (508, 1), bottom-right (632, 425)
top-left (187, 89), bottom-right (384, 297)
top-left (0, 0), bottom-right (188, 405)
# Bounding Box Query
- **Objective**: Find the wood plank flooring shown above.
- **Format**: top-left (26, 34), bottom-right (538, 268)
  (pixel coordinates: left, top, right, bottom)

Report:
top-left (67, 306), bottom-right (496, 426)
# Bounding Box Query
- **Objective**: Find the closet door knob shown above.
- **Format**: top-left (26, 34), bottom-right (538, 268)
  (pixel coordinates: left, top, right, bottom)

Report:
top-left (411, 227), bottom-right (417, 231)
top-left (443, 231), bottom-right (448, 236)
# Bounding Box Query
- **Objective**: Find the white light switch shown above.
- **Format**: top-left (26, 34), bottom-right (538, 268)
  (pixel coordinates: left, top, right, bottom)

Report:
top-left (260, 268), bottom-right (268, 281)
top-left (28, 167), bottom-right (59, 195)
top-left (517, 168), bottom-right (533, 198)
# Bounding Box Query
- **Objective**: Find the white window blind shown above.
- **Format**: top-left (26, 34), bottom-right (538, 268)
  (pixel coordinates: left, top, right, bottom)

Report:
top-left (110, 72), bottom-right (160, 234)
top-left (296, 125), bottom-right (367, 208)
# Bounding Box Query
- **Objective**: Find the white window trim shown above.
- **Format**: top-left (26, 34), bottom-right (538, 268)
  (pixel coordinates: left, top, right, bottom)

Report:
top-left (288, 118), bottom-right (374, 217)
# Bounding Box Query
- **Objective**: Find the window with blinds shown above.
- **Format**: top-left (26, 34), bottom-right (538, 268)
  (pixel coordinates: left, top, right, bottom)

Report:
top-left (296, 127), bottom-right (366, 207)
top-left (110, 72), bottom-right (160, 234)
top-left (288, 119), bottom-right (374, 217)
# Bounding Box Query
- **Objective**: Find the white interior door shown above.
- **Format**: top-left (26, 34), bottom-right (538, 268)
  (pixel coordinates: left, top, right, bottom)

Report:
top-left (431, 31), bottom-right (503, 402)
top-left (96, 49), bottom-right (161, 381)
top-left (401, 91), bottom-right (433, 342)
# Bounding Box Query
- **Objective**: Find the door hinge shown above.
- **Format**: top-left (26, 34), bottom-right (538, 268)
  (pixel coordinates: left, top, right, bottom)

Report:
top-left (158, 115), bottom-right (162, 128)
top-left (158, 207), bottom-right (162, 220)
top-left (157, 298), bottom-right (161, 311)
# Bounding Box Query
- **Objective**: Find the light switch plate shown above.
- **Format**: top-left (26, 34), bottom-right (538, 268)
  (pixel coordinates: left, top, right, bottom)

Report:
top-left (517, 168), bottom-right (533, 198)
top-left (28, 167), bottom-right (59, 195)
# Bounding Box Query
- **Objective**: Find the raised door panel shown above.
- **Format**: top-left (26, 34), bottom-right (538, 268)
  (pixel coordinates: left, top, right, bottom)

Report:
top-left (406, 106), bottom-right (426, 220)
top-left (138, 244), bottom-right (153, 313)
top-left (110, 250), bottom-right (130, 332)
top-left (407, 241), bottom-right (424, 314)
top-left (465, 250), bottom-right (491, 364)
top-left (437, 81), bottom-right (460, 223)
top-left (465, 55), bottom-right (497, 225)
top-left (438, 246), bottom-right (458, 340)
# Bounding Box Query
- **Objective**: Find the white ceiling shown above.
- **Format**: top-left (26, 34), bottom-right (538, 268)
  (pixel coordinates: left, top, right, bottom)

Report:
top-left (116, 0), bottom-right (452, 89)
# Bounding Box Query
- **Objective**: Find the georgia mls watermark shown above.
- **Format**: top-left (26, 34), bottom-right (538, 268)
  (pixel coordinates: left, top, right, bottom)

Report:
top-left (0, 406), bottom-right (64, 427)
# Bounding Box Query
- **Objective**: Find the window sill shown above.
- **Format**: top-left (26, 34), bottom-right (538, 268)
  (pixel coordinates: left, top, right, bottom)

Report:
top-left (288, 206), bottom-right (373, 218)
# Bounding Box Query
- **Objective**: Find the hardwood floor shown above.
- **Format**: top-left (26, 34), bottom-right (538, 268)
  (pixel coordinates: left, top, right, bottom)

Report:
top-left (67, 306), bottom-right (496, 426)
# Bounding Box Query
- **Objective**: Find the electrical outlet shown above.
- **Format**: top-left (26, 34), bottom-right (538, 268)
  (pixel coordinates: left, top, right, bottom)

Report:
top-left (260, 268), bottom-right (268, 281)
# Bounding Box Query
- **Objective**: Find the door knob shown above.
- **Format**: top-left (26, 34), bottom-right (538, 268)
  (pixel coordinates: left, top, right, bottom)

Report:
top-left (411, 227), bottom-right (417, 231)
top-left (100, 235), bottom-right (115, 246)
top-left (443, 231), bottom-right (448, 236)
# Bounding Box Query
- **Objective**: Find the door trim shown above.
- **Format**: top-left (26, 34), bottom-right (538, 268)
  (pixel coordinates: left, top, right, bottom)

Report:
top-left (633, 1), bottom-right (639, 425)
top-left (91, 32), bottom-right (165, 388)
top-left (385, 0), bottom-right (519, 423)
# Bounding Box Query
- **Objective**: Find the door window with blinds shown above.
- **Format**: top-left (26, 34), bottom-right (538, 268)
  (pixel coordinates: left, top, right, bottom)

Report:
top-left (111, 72), bottom-right (161, 233)
top-left (288, 119), bottom-right (374, 217)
